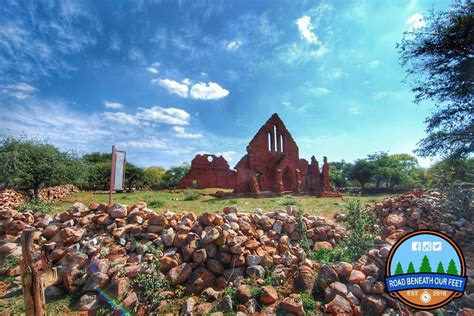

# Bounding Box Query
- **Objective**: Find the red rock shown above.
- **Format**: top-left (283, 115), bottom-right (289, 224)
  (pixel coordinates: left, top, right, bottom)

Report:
top-left (260, 286), bottom-right (278, 305)
top-left (334, 262), bottom-right (352, 277)
top-left (362, 295), bottom-right (386, 314)
top-left (43, 224), bottom-right (60, 238)
top-left (193, 249), bottom-right (207, 264)
top-left (185, 267), bottom-right (216, 295)
top-left (104, 277), bottom-right (130, 300)
top-left (5, 220), bottom-right (26, 235)
top-left (59, 227), bottom-right (83, 244)
top-left (348, 270), bottom-right (366, 285)
top-left (167, 263), bottom-right (192, 286)
top-left (325, 282), bottom-right (348, 302)
top-left (237, 285), bottom-right (252, 303)
top-left (325, 294), bottom-right (353, 315)
top-left (160, 256), bottom-right (179, 272)
top-left (206, 259), bottom-right (224, 275)
top-left (313, 241), bottom-right (333, 250)
top-left (280, 294), bottom-right (304, 315)
top-left (386, 213), bottom-right (407, 229)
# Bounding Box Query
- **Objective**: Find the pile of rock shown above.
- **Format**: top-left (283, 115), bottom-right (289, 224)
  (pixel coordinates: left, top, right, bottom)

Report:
top-left (0, 202), bottom-right (346, 314)
top-left (373, 190), bottom-right (473, 247)
top-left (36, 184), bottom-right (79, 202)
top-left (0, 189), bottom-right (25, 211)
top-left (0, 190), bottom-right (472, 315)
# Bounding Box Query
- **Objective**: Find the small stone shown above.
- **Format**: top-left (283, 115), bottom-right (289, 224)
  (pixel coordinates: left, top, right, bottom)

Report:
top-left (206, 259), bottom-right (224, 274)
top-left (280, 294), bottom-right (304, 315)
top-left (167, 263), bottom-right (192, 286)
top-left (237, 285), bottom-right (252, 303)
top-left (260, 286), bottom-right (278, 305)
top-left (246, 255), bottom-right (261, 266)
top-left (216, 296), bottom-right (233, 312)
top-left (362, 295), bottom-right (386, 314)
top-left (180, 297), bottom-right (195, 316)
top-left (348, 270), bottom-right (366, 285)
top-left (325, 282), bottom-right (348, 302)
top-left (109, 204), bottom-right (127, 218)
top-left (246, 265), bottom-right (265, 279)
top-left (161, 228), bottom-right (175, 247)
top-left (316, 264), bottom-right (338, 289)
top-left (325, 294), bottom-right (352, 315)
top-left (193, 249), bottom-right (207, 264)
top-left (334, 262), bottom-right (352, 277)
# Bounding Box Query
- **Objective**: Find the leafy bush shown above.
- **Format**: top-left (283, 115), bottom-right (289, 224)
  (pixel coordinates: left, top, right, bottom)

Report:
top-left (300, 293), bottom-right (317, 314)
top-left (18, 198), bottom-right (53, 214)
top-left (0, 257), bottom-right (19, 274)
top-left (183, 190), bottom-right (200, 201)
top-left (308, 200), bottom-right (379, 263)
top-left (144, 198), bottom-right (164, 208)
top-left (130, 245), bottom-right (169, 311)
top-left (275, 197), bottom-right (299, 206)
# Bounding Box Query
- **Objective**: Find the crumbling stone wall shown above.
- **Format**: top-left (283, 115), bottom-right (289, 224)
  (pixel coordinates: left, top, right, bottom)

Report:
top-left (181, 113), bottom-right (340, 196)
top-left (235, 113), bottom-right (340, 196)
top-left (180, 154), bottom-right (237, 189)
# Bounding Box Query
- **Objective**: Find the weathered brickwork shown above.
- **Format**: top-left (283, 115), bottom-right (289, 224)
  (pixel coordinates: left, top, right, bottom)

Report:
top-left (181, 113), bottom-right (341, 196)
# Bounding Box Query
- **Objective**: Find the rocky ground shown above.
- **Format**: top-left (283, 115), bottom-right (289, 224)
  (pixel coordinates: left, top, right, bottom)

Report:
top-left (0, 190), bottom-right (473, 315)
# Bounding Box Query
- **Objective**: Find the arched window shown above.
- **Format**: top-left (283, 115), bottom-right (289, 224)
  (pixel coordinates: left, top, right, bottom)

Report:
top-left (267, 132), bottom-right (271, 151)
top-left (274, 125), bottom-right (278, 152)
top-left (280, 134), bottom-right (284, 152)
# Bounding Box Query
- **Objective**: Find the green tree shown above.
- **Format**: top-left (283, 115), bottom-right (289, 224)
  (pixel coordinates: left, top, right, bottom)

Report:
top-left (0, 136), bottom-right (83, 198)
top-left (161, 163), bottom-right (190, 189)
top-left (427, 157), bottom-right (473, 220)
top-left (419, 255), bottom-right (432, 273)
top-left (143, 166), bottom-right (166, 188)
top-left (125, 163), bottom-right (145, 192)
top-left (446, 259), bottom-right (459, 275)
top-left (348, 159), bottom-right (375, 189)
top-left (329, 160), bottom-right (353, 188)
top-left (407, 262), bottom-right (416, 274)
top-left (394, 262), bottom-right (404, 275)
top-left (436, 261), bottom-right (445, 274)
top-left (398, 1), bottom-right (473, 158)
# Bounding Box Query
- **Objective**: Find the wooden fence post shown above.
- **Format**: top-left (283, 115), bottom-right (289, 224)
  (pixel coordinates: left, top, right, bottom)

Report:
top-left (21, 227), bottom-right (46, 316)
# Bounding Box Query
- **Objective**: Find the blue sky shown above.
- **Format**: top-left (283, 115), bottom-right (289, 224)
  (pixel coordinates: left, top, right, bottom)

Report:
top-left (0, 0), bottom-right (451, 168)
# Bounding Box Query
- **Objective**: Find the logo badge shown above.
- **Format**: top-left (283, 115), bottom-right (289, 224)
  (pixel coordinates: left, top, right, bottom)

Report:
top-left (385, 230), bottom-right (466, 310)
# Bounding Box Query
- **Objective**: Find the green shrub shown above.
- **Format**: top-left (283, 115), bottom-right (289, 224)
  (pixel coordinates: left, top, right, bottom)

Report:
top-left (146, 199), bottom-right (164, 208)
top-left (276, 197), bottom-right (299, 206)
top-left (17, 198), bottom-right (53, 214)
top-left (308, 200), bottom-right (379, 263)
top-left (251, 286), bottom-right (263, 300)
top-left (0, 257), bottom-right (19, 274)
top-left (129, 245), bottom-right (169, 311)
top-left (300, 293), bottom-right (317, 314)
top-left (183, 190), bottom-right (200, 201)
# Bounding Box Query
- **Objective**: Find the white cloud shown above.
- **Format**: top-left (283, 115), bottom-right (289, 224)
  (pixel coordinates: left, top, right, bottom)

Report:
top-left (1, 82), bottom-right (37, 100)
top-left (226, 40), bottom-right (242, 52)
top-left (104, 101), bottom-right (124, 110)
top-left (407, 0), bottom-right (416, 10)
top-left (295, 16), bottom-right (320, 45)
top-left (406, 13), bottom-right (425, 30)
top-left (118, 138), bottom-right (168, 149)
top-left (347, 106), bottom-right (361, 115)
top-left (371, 90), bottom-right (401, 100)
top-left (146, 62), bottom-right (160, 74)
top-left (138, 106), bottom-right (190, 125)
top-left (310, 87), bottom-right (330, 96)
top-left (327, 68), bottom-right (346, 81)
top-left (103, 112), bottom-right (139, 125)
top-left (147, 67), bottom-right (158, 74)
top-left (153, 77), bottom-right (229, 101)
top-left (173, 126), bottom-right (203, 139)
top-left (190, 82), bottom-right (229, 100)
top-left (153, 78), bottom-right (190, 98)
top-left (368, 60), bottom-right (380, 69)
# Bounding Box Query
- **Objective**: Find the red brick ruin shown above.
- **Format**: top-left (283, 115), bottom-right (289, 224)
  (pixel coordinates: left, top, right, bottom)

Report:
top-left (180, 113), bottom-right (341, 197)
